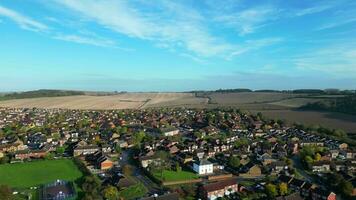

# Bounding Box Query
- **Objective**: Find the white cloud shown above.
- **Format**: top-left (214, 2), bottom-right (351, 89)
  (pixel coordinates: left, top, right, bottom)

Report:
top-left (54, 0), bottom-right (235, 57)
top-left (214, 6), bottom-right (282, 35)
top-left (0, 5), bottom-right (48, 32)
top-left (228, 38), bottom-right (283, 59)
top-left (53, 34), bottom-right (116, 48)
top-left (295, 5), bottom-right (332, 16)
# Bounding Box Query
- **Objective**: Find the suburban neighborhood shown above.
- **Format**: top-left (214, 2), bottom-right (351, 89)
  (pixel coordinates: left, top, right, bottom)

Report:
top-left (0, 107), bottom-right (355, 199)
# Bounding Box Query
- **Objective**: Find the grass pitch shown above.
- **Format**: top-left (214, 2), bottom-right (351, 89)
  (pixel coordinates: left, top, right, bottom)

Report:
top-left (0, 159), bottom-right (83, 188)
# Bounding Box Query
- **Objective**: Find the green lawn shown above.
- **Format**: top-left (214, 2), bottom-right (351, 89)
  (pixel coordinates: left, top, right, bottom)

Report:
top-left (118, 182), bottom-right (148, 200)
top-left (152, 170), bottom-right (199, 182)
top-left (0, 159), bottom-right (83, 188)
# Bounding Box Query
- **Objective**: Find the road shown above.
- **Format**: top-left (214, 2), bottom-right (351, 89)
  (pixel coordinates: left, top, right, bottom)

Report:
top-left (120, 150), bottom-right (161, 195)
top-left (291, 155), bottom-right (314, 182)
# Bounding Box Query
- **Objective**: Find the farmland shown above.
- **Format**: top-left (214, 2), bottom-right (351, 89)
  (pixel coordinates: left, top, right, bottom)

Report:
top-left (0, 91), bottom-right (355, 133)
top-left (0, 93), bottom-right (207, 110)
top-left (0, 159), bottom-right (83, 188)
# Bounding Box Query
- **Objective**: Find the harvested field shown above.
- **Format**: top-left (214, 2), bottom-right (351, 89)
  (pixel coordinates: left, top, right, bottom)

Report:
top-left (0, 93), bottom-right (206, 110)
top-left (268, 98), bottom-right (322, 108)
top-left (208, 92), bottom-right (299, 105)
top-left (254, 110), bottom-right (356, 133)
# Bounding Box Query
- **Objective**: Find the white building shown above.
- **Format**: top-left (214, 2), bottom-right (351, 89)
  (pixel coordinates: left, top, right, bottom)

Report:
top-left (163, 129), bottom-right (179, 137)
top-left (193, 159), bottom-right (213, 175)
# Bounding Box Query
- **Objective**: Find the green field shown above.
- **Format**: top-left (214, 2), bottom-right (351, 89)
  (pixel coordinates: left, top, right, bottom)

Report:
top-left (118, 182), bottom-right (148, 200)
top-left (153, 170), bottom-right (199, 182)
top-left (0, 159), bottom-right (83, 188)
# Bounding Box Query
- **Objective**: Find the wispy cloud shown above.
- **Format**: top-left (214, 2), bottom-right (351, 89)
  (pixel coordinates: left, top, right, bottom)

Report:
top-left (295, 5), bottom-right (332, 16)
top-left (53, 34), bottom-right (116, 48)
top-left (317, 17), bottom-right (356, 30)
top-left (214, 6), bottom-right (282, 35)
top-left (0, 5), bottom-right (48, 32)
top-left (54, 0), bottom-right (235, 57)
top-left (293, 42), bottom-right (356, 76)
top-left (228, 38), bottom-right (283, 59)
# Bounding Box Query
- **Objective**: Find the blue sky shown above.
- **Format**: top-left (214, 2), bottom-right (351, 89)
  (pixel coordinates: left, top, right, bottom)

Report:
top-left (0, 0), bottom-right (356, 92)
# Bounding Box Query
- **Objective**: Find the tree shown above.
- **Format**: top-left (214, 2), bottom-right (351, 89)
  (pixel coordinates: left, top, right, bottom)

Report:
top-left (0, 155), bottom-right (9, 164)
top-left (228, 156), bottom-right (240, 168)
top-left (81, 175), bottom-right (101, 199)
top-left (114, 145), bottom-right (122, 154)
top-left (340, 180), bottom-right (353, 198)
top-left (122, 165), bottom-right (133, 176)
top-left (0, 185), bottom-right (12, 200)
top-left (45, 152), bottom-right (55, 160)
top-left (133, 131), bottom-right (145, 146)
top-left (314, 153), bottom-right (321, 161)
top-left (279, 182), bottom-right (288, 196)
top-left (175, 162), bottom-right (182, 172)
top-left (102, 186), bottom-right (119, 200)
top-left (265, 183), bottom-right (278, 198)
top-left (56, 146), bottom-right (65, 155)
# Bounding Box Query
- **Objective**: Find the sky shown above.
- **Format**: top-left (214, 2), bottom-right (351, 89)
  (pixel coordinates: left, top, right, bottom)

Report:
top-left (0, 0), bottom-right (356, 92)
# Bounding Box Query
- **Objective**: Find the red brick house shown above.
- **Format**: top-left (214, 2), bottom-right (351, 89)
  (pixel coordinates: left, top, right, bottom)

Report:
top-left (200, 178), bottom-right (240, 200)
top-left (15, 149), bottom-right (47, 160)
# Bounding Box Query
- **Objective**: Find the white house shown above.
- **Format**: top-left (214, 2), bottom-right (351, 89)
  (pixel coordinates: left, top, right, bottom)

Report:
top-left (193, 159), bottom-right (213, 175)
top-left (163, 129), bottom-right (179, 137)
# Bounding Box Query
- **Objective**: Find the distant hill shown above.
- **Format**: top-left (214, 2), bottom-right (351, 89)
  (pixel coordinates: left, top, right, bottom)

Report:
top-left (300, 95), bottom-right (356, 115)
top-left (0, 89), bottom-right (85, 101)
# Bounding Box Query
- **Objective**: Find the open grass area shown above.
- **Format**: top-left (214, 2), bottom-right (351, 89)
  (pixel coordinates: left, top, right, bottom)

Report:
top-left (118, 182), bottom-right (148, 200)
top-left (152, 170), bottom-right (199, 182)
top-left (0, 159), bottom-right (83, 188)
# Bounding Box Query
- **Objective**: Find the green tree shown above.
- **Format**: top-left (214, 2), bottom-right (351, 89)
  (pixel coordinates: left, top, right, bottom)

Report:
top-left (56, 146), bottom-right (65, 155)
top-left (0, 185), bottom-right (12, 200)
top-left (45, 152), bottom-right (55, 160)
top-left (228, 156), bottom-right (240, 168)
top-left (265, 183), bottom-right (278, 198)
top-left (175, 162), bottom-right (182, 172)
top-left (81, 176), bottom-right (101, 199)
top-left (133, 131), bottom-right (145, 146)
top-left (102, 186), bottom-right (119, 200)
top-left (340, 180), bottom-right (353, 198)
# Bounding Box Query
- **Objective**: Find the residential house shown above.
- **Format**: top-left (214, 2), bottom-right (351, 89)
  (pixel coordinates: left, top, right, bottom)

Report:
top-left (311, 188), bottom-right (336, 200)
top-left (200, 178), bottom-right (240, 200)
top-left (193, 159), bottom-right (213, 175)
top-left (312, 161), bottom-right (330, 173)
top-left (73, 145), bottom-right (99, 156)
top-left (162, 128), bottom-right (179, 137)
top-left (289, 178), bottom-right (305, 192)
top-left (140, 155), bottom-right (161, 168)
top-left (86, 151), bottom-right (114, 170)
top-left (329, 150), bottom-right (339, 159)
top-left (271, 161), bottom-right (287, 174)
top-left (15, 149), bottom-right (47, 160)
top-left (239, 162), bottom-right (262, 178)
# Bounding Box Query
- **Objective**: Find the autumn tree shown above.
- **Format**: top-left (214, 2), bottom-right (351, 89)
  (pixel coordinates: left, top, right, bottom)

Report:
top-left (265, 183), bottom-right (278, 198)
top-left (279, 182), bottom-right (288, 196)
top-left (102, 186), bottom-right (119, 200)
top-left (122, 165), bottom-right (133, 176)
